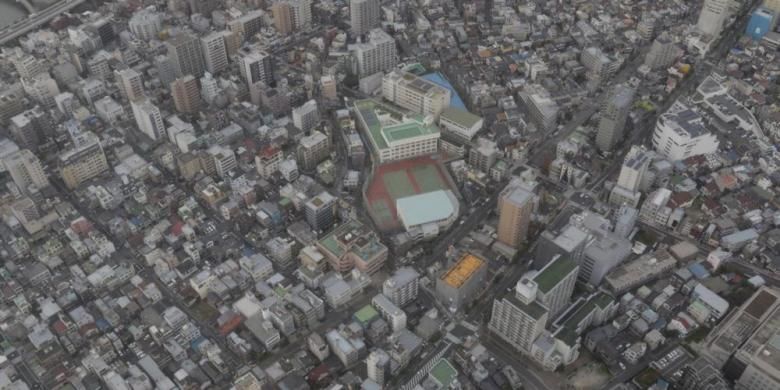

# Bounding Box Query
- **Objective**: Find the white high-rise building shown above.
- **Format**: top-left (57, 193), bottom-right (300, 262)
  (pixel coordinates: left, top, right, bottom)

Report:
top-left (652, 102), bottom-right (719, 161)
top-left (131, 99), bottom-right (165, 140)
top-left (292, 99), bottom-right (320, 132)
top-left (609, 146), bottom-right (652, 207)
top-left (596, 84), bottom-right (635, 152)
top-left (129, 7), bottom-right (162, 41)
top-left (289, 0), bottom-right (312, 30)
top-left (382, 70), bottom-right (451, 119)
top-left (200, 73), bottom-right (219, 104)
top-left (200, 32), bottom-right (229, 75)
top-left (696, 0), bottom-right (731, 37)
top-left (3, 149), bottom-right (48, 193)
top-left (350, 0), bottom-right (380, 36)
top-left (489, 278), bottom-right (549, 353)
top-left (349, 28), bottom-right (397, 77)
top-left (383, 267), bottom-right (420, 306)
top-left (366, 349), bottom-right (390, 385)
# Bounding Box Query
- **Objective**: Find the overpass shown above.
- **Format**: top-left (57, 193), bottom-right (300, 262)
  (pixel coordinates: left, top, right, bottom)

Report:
top-left (0, 0), bottom-right (85, 45)
top-left (15, 0), bottom-right (36, 14)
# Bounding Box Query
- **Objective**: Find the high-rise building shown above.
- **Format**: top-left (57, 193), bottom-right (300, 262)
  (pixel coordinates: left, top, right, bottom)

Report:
top-left (171, 75), bottom-right (201, 114)
top-left (436, 253), bottom-right (488, 310)
top-left (581, 47), bottom-right (620, 83)
top-left (9, 108), bottom-right (45, 150)
top-left (596, 84), bottom-right (635, 153)
top-left (519, 84), bottom-right (559, 131)
top-left (531, 255), bottom-right (578, 319)
top-left (116, 68), bottom-right (145, 102)
top-left (240, 50), bottom-right (274, 87)
top-left (382, 70), bottom-right (451, 118)
top-left (383, 267), bottom-right (420, 306)
top-left (349, 28), bottom-right (397, 77)
top-left (366, 349), bottom-right (390, 385)
top-left (609, 146), bottom-right (651, 207)
top-left (271, 3), bottom-right (294, 35)
top-left (59, 132), bottom-right (109, 189)
top-left (129, 8), bottom-right (162, 41)
top-left (305, 191), bottom-right (337, 232)
top-left (229, 10), bottom-right (264, 41)
top-left (166, 32), bottom-right (205, 78)
top-left (0, 87), bottom-right (25, 125)
top-left (131, 98), bottom-right (165, 140)
top-left (746, 7), bottom-right (775, 41)
top-left (644, 33), bottom-right (678, 70)
top-left (292, 99), bottom-right (320, 132)
top-left (696, 0), bottom-right (731, 37)
top-left (205, 145), bottom-right (237, 178)
top-left (87, 51), bottom-right (112, 80)
top-left (10, 49), bottom-right (46, 79)
top-left (3, 149), bottom-right (48, 193)
top-left (296, 130), bottom-right (329, 170)
top-left (489, 277), bottom-right (549, 353)
top-left (155, 54), bottom-right (177, 87)
top-left (22, 74), bottom-right (60, 109)
top-left (200, 32), bottom-right (229, 75)
top-left (320, 75), bottom-right (337, 101)
top-left (288, 0), bottom-right (312, 30)
top-left (350, 0), bottom-right (381, 36)
top-left (497, 185), bottom-right (535, 248)
top-left (200, 72), bottom-right (219, 104)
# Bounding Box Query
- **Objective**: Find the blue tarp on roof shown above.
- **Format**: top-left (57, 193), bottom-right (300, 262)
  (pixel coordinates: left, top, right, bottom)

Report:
top-left (421, 72), bottom-right (467, 111)
top-left (688, 262), bottom-right (710, 279)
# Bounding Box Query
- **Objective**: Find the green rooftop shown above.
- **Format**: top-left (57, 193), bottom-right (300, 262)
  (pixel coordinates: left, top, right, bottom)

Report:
top-left (354, 305), bottom-right (379, 324)
top-left (430, 359), bottom-right (458, 388)
top-left (440, 107), bottom-right (482, 128)
top-left (354, 99), bottom-right (438, 153)
top-left (507, 294), bottom-right (548, 320)
top-left (383, 122), bottom-right (434, 143)
top-left (534, 256), bottom-right (578, 294)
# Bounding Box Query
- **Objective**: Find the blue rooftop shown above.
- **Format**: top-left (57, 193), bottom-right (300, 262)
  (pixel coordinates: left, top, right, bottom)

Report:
top-left (688, 262), bottom-right (710, 280)
top-left (421, 72), bottom-right (467, 110)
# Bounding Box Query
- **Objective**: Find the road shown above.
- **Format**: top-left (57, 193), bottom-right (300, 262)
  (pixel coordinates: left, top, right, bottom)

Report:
top-left (0, 0), bottom-right (86, 45)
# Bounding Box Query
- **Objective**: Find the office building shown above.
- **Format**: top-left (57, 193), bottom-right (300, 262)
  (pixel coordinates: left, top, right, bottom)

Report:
top-left (171, 75), bottom-right (201, 114)
top-left (435, 253), bottom-right (488, 310)
top-left (353, 99), bottom-right (440, 163)
top-left (271, 3), bottom-right (294, 35)
top-left (383, 267), bottom-right (420, 307)
top-left (240, 50), bottom-right (274, 87)
top-left (532, 255), bottom-right (578, 320)
top-left (382, 70), bottom-right (451, 118)
top-left (129, 7), bottom-right (162, 41)
top-left (3, 149), bottom-right (48, 193)
top-left (439, 107), bottom-right (483, 145)
top-left (166, 32), bottom-right (205, 78)
top-left (349, 28), bottom-right (397, 77)
top-left (497, 185), bottom-right (536, 248)
top-left (535, 220), bottom-right (590, 268)
top-left (366, 349), bottom-right (390, 385)
top-left (596, 84), bottom-right (635, 152)
top-left (59, 132), bottom-right (109, 189)
top-left (579, 214), bottom-right (632, 286)
top-left (305, 191), bottom-right (337, 232)
top-left (200, 32), bottom-right (229, 75)
top-left (131, 99), bottom-right (165, 140)
top-left (696, 0), bottom-right (731, 37)
top-left (489, 277), bottom-right (549, 353)
top-left (351, 0), bottom-right (381, 36)
top-left (520, 84), bottom-right (559, 131)
top-left (644, 33), bottom-right (679, 70)
top-left (652, 102), bottom-right (719, 161)
top-left (116, 68), bottom-right (144, 102)
top-left (292, 99), bottom-right (320, 132)
top-left (609, 146), bottom-right (652, 207)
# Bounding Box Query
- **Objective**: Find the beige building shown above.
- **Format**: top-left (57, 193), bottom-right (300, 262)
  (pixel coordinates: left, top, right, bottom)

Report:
top-left (497, 185), bottom-right (535, 248)
top-left (60, 132), bottom-right (109, 189)
top-left (271, 3), bottom-right (294, 35)
top-left (382, 70), bottom-right (451, 119)
top-left (171, 75), bottom-right (201, 114)
top-left (3, 149), bottom-right (48, 193)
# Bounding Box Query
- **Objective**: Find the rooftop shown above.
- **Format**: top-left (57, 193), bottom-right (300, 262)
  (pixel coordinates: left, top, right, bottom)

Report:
top-left (441, 253), bottom-right (484, 288)
top-left (533, 255), bottom-right (578, 293)
top-left (396, 190), bottom-right (458, 228)
top-left (430, 359), bottom-right (458, 387)
top-left (354, 99), bottom-right (439, 152)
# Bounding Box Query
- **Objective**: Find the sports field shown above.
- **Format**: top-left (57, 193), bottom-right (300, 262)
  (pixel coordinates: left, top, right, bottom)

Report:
top-left (365, 156), bottom-right (457, 231)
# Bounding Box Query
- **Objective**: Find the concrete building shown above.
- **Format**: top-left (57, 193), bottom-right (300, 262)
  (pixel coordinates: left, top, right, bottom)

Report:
top-left (59, 132), bottom-right (109, 189)
top-left (200, 32), bottom-right (229, 75)
top-left (171, 75), bottom-right (201, 114)
top-left (596, 84), bottom-right (635, 153)
top-left (532, 255), bottom-right (578, 320)
top-left (350, 28), bottom-right (397, 77)
top-left (645, 33), bottom-right (679, 70)
top-left (696, 0), bottom-right (731, 37)
top-left (305, 191), bottom-right (337, 233)
top-left (652, 102), bottom-right (719, 161)
top-left (116, 68), bottom-right (144, 102)
top-left (382, 70), bottom-right (451, 119)
top-left (383, 267), bottom-right (420, 307)
top-left (288, 0), bottom-right (312, 30)
top-left (468, 137), bottom-right (498, 172)
top-left (271, 3), bottom-right (294, 35)
top-left (435, 253), bottom-right (487, 311)
top-left (497, 185), bottom-right (536, 248)
top-left (292, 99), bottom-right (320, 132)
top-left (320, 75), bottom-right (338, 101)
top-left (205, 145), bottom-right (237, 178)
top-left (350, 0), bottom-right (381, 36)
top-left (240, 50), bottom-right (274, 87)
top-left (679, 358), bottom-right (730, 390)
top-left (3, 149), bottom-right (48, 193)
top-left (581, 47), bottom-right (620, 83)
top-left (371, 294), bottom-right (407, 332)
top-left (131, 99), bottom-right (165, 140)
top-left (166, 32), bottom-right (205, 78)
top-left (520, 84), bottom-right (559, 131)
top-left (200, 72), bottom-right (220, 104)
top-left (609, 146), bottom-right (652, 207)
top-left (639, 188), bottom-right (673, 226)
top-left (255, 146), bottom-right (283, 179)
top-left (396, 190), bottom-right (459, 238)
top-left (366, 349), bottom-right (390, 385)
top-left (489, 277), bottom-right (549, 353)
top-left (316, 220), bottom-right (388, 274)
top-left (604, 248), bottom-right (677, 293)
top-left (353, 99), bottom-right (440, 163)
top-left (296, 130), bottom-right (329, 170)
top-left (439, 107), bottom-right (483, 145)
top-left (129, 7), bottom-right (162, 40)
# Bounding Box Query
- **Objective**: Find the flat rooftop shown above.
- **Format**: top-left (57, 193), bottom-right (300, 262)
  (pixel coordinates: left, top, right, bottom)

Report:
top-left (441, 254), bottom-right (484, 289)
top-left (533, 255), bottom-right (578, 293)
top-left (396, 190), bottom-right (457, 228)
top-left (354, 99), bottom-right (439, 152)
